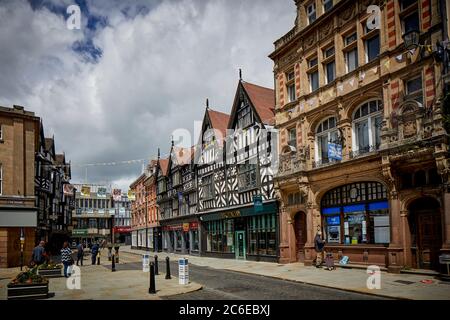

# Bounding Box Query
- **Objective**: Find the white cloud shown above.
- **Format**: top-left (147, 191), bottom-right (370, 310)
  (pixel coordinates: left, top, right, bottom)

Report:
top-left (0, 0), bottom-right (295, 189)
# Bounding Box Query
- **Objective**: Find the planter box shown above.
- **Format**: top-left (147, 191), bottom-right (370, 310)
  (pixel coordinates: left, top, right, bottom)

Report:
top-left (7, 282), bottom-right (49, 300)
top-left (38, 268), bottom-right (63, 278)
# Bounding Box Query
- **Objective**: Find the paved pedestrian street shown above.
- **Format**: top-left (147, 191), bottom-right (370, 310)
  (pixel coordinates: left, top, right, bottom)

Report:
top-left (0, 250), bottom-right (201, 300)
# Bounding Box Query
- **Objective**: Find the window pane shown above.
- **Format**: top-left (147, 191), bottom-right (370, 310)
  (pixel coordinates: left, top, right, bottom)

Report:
top-left (366, 35), bottom-right (380, 62)
top-left (344, 212), bottom-right (366, 244)
top-left (406, 77), bottom-right (422, 94)
top-left (326, 61), bottom-right (335, 83)
top-left (310, 72), bottom-right (319, 91)
top-left (324, 0), bottom-right (333, 12)
top-left (345, 33), bottom-right (357, 46)
top-left (346, 49), bottom-right (358, 72)
top-left (401, 0), bottom-right (417, 10)
top-left (356, 120), bottom-right (369, 150)
top-left (403, 11), bottom-right (419, 34)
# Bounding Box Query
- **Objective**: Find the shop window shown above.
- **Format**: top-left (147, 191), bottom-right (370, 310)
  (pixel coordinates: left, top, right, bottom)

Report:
top-left (352, 100), bottom-right (383, 155)
top-left (205, 220), bottom-right (234, 253)
top-left (321, 182), bottom-right (390, 245)
top-left (248, 214), bottom-right (277, 256)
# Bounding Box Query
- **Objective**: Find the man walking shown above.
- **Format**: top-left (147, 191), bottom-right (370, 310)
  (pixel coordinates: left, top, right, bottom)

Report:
top-left (91, 242), bottom-right (99, 265)
top-left (31, 241), bottom-right (46, 266)
top-left (76, 242), bottom-right (84, 266)
top-left (314, 231), bottom-right (326, 268)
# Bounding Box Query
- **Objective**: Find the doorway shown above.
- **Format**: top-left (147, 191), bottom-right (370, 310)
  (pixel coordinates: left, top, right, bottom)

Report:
top-left (235, 231), bottom-right (246, 260)
top-left (408, 197), bottom-right (442, 270)
top-left (294, 212), bottom-right (307, 262)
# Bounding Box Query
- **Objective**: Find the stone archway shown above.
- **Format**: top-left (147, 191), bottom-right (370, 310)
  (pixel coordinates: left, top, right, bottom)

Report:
top-left (293, 211), bottom-right (307, 262)
top-left (408, 197), bottom-right (442, 270)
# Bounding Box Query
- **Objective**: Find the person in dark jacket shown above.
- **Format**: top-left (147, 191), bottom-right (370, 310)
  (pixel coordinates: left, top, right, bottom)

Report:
top-left (31, 241), bottom-right (46, 266)
top-left (76, 242), bottom-right (84, 266)
top-left (314, 231), bottom-right (326, 268)
top-left (91, 242), bottom-right (99, 265)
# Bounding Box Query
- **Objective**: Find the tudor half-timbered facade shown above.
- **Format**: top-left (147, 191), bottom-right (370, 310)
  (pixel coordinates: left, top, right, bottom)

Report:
top-left (197, 79), bottom-right (280, 262)
top-left (159, 144), bottom-right (200, 254)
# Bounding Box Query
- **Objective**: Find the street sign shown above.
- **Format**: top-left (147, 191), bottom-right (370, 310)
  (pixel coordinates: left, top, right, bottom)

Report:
top-left (328, 143), bottom-right (342, 161)
top-left (142, 254), bottom-right (150, 272)
top-left (253, 194), bottom-right (263, 212)
top-left (178, 258), bottom-right (189, 285)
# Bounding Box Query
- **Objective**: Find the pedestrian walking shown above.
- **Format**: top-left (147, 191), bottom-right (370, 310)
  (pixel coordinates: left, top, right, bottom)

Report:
top-left (31, 241), bottom-right (46, 266)
top-left (91, 242), bottom-right (99, 265)
top-left (314, 231), bottom-right (326, 268)
top-left (76, 242), bottom-right (84, 266)
top-left (61, 241), bottom-right (74, 278)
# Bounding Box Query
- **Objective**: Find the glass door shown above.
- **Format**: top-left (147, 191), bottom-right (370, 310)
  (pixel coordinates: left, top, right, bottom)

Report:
top-left (235, 231), bottom-right (246, 259)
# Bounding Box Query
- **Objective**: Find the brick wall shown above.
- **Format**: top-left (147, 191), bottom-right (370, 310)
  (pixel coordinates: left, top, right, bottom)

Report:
top-left (386, 0), bottom-right (396, 50)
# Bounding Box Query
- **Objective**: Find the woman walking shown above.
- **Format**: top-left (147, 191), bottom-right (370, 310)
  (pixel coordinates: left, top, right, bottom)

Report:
top-left (61, 241), bottom-right (74, 278)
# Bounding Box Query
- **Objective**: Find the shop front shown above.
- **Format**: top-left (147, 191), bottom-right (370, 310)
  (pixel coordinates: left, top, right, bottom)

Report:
top-left (161, 219), bottom-right (200, 255)
top-left (200, 202), bottom-right (279, 262)
top-left (320, 181), bottom-right (391, 266)
top-left (113, 226), bottom-right (131, 245)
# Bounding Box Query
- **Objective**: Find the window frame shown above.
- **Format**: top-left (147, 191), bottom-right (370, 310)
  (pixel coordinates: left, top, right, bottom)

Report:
top-left (0, 164), bottom-right (2, 195)
top-left (315, 117), bottom-right (339, 164)
top-left (288, 127), bottom-right (297, 149)
top-left (307, 2), bottom-right (317, 25)
top-left (364, 32), bottom-right (380, 63)
top-left (323, 0), bottom-right (333, 12)
top-left (404, 75), bottom-right (423, 104)
top-left (352, 100), bottom-right (384, 155)
top-left (238, 161), bottom-right (258, 192)
top-left (286, 70), bottom-right (296, 103)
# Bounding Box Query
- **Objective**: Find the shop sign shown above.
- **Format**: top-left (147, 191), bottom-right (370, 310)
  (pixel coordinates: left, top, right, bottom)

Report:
top-left (162, 225), bottom-right (183, 231)
top-left (221, 210), bottom-right (241, 219)
top-left (253, 195), bottom-right (263, 212)
top-left (114, 226), bottom-right (131, 233)
top-left (72, 229), bottom-right (88, 236)
top-left (189, 222), bottom-right (198, 230)
top-left (183, 223), bottom-right (190, 232)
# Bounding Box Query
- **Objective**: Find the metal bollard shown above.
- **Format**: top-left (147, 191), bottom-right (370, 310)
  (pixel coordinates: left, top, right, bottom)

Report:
top-left (149, 262), bottom-right (156, 294)
top-left (154, 255), bottom-right (159, 275)
top-left (111, 254), bottom-right (116, 272)
top-left (165, 256), bottom-right (171, 279)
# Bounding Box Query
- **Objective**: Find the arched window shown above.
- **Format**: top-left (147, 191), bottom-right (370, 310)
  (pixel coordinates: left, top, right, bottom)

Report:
top-left (315, 117), bottom-right (339, 164)
top-left (352, 100), bottom-right (383, 155)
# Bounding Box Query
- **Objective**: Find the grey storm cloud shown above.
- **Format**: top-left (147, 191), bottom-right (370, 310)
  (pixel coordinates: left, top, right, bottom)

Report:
top-left (0, 0), bottom-right (296, 190)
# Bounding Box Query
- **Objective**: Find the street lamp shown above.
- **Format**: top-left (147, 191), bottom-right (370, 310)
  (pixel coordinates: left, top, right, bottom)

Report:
top-left (402, 29), bottom-right (420, 51)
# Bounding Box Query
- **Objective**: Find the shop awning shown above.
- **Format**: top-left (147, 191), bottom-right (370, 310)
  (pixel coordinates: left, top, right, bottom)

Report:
top-left (0, 208), bottom-right (37, 227)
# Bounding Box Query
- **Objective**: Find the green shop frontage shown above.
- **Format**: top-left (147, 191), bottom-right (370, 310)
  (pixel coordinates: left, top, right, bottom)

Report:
top-left (199, 201), bottom-right (279, 262)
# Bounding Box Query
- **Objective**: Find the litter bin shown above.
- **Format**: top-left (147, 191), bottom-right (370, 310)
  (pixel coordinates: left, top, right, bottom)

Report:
top-left (439, 254), bottom-right (450, 281)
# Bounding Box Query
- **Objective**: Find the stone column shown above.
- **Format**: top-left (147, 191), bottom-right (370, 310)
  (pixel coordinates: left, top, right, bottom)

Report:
top-left (278, 206), bottom-right (293, 263)
top-left (442, 190), bottom-right (450, 251)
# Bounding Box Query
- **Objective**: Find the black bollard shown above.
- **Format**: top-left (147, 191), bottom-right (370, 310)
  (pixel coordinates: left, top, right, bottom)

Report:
top-left (165, 256), bottom-right (171, 279)
top-left (97, 253), bottom-right (100, 265)
top-left (154, 255), bottom-right (159, 275)
top-left (149, 262), bottom-right (156, 294)
top-left (111, 254), bottom-right (116, 272)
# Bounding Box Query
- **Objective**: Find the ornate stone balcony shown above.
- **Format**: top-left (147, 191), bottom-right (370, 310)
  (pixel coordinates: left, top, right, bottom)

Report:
top-left (276, 152), bottom-right (307, 178)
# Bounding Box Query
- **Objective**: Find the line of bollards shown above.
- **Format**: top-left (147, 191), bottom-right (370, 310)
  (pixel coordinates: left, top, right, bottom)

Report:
top-left (148, 255), bottom-right (172, 294)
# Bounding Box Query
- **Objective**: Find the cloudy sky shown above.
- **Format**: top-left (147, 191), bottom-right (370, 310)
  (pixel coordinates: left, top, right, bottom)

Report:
top-left (0, 0), bottom-right (295, 191)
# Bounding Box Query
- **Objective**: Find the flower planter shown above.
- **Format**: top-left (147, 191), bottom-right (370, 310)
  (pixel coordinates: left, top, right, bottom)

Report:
top-left (38, 268), bottom-right (63, 278)
top-left (7, 281), bottom-right (49, 300)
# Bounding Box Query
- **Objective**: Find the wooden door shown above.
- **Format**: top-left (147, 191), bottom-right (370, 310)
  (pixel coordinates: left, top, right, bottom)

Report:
top-left (294, 212), bottom-right (307, 262)
top-left (417, 213), bottom-right (442, 270)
